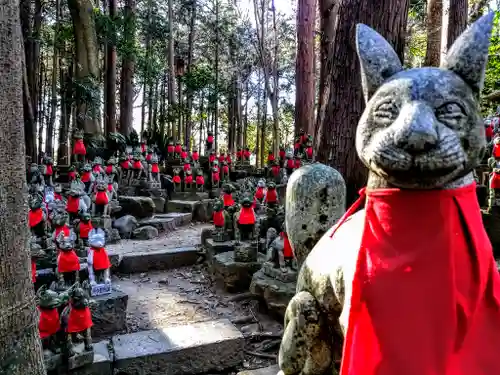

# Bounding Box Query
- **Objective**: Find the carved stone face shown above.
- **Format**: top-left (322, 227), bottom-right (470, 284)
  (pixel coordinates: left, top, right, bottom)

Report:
top-left (355, 14), bottom-right (493, 189)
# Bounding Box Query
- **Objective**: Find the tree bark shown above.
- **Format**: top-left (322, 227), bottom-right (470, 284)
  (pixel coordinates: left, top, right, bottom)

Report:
top-left (441, 0), bottom-right (467, 60)
top-left (424, 0), bottom-right (442, 66)
top-left (46, 0), bottom-right (60, 157)
top-left (295, 0), bottom-right (316, 135)
top-left (0, 0), bottom-right (46, 372)
top-left (168, 0), bottom-right (177, 140)
top-left (315, 0), bottom-right (409, 205)
top-left (185, 0), bottom-right (197, 148)
top-left (119, 0), bottom-right (136, 136)
top-left (105, 0), bottom-right (117, 134)
top-left (213, 0), bottom-right (219, 151)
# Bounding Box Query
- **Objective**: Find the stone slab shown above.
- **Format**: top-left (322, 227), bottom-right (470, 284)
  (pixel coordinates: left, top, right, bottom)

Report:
top-left (167, 199), bottom-right (214, 222)
top-left (66, 341), bottom-right (112, 375)
top-left (151, 196), bottom-right (166, 213)
top-left (237, 365), bottom-right (279, 375)
top-left (119, 246), bottom-right (199, 273)
top-left (213, 251), bottom-right (266, 293)
top-left (157, 212), bottom-right (193, 226)
top-left (138, 216), bottom-right (176, 234)
top-left (112, 319), bottom-right (244, 375)
top-left (172, 191), bottom-right (209, 201)
top-left (206, 239), bottom-right (235, 263)
top-left (91, 289), bottom-right (129, 337)
top-left (250, 269), bottom-right (296, 319)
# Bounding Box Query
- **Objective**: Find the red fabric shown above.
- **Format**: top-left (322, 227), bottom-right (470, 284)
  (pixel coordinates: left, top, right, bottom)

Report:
top-left (255, 186), bottom-right (265, 200)
top-left (294, 159), bottom-right (301, 168)
top-left (66, 196), bottom-right (80, 213)
top-left (244, 151), bottom-right (251, 159)
top-left (168, 145), bottom-right (175, 153)
top-left (95, 191), bottom-right (109, 205)
top-left (209, 154), bottom-right (215, 163)
top-left (108, 183), bottom-right (113, 192)
top-left (282, 232), bottom-right (293, 258)
top-left (306, 147), bottom-right (313, 158)
top-left (73, 139), bottom-right (86, 155)
top-left (486, 126), bottom-right (493, 139)
top-left (236, 151), bottom-right (242, 159)
top-left (45, 165), bottom-right (53, 176)
top-left (226, 155), bottom-right (232, 164)
top-left (185, 175), bottom-right (193, 184)
top-left (120, 161), bottom-right (130, 170)
top-left (57, 250), bottom-right (80, 273)
top-left (494, 143), bottom-right (500, 158)
top-left (239, 207), bottom-right (255, 224)
top-left (91, 247), bottom-right (111, 270)
top-left (68, 171), bottom-right (76, 180)
top-left (266, 189), bottom-right (277, 202)
top-left (286, 159), bottom-right (294, 169)
top-left (196, 176), bottom-right (204, 185)
top-left (279, 150), bottom-right (285, 159)
top-left (213, 211), bottom-right (225, 227)
top-left (38, 307), bottom-right (60, 338)
top-left (337, 183), bottom-right (500, 375)
top-left (218, 155), bottom-right (225, 163)
top-left (268, 154), bottom-right (275, 162)
top-left (32, 261), bottom-right (36, 283)
top-left (54, 192), bottom-right (62, 200)
top-left (146, 154), bottom-right (152, 162)
top-left (67, 306), bottom-right (93, 333)
top-left (223, 193), bottom-right (234, 207)
top-left (181, 151), bottom-right (187, 159)
top-left (152, 164), bottom-right (159, 173)
top-left (29, 208), bottom-right (43, 227)
top-left (93, 165), bottom-right (102, 174)
top-left (294, 142), bottom-right (300, 149)
top-left (183, 163), bottom-right (191, 172)
top-left (272, 165), bottom-right (280, 177)
top-left (207, 135), bottom-right (214, 143)
top-left (175, 145), bottom-right (182, 153)
top-left (141, 143), bottom-right (146, 153)
top-left (222, 165), bottom-right (229, 174)
top-left (490, 173), bottom-right (500, 189)
top-left (81, 171), bottom-right (91, 182)
top-left (192, 151), bottom-right (199, 161)
top-left (173, 175), bottom-right (181, 184)
top-left (133, 161), bottom-right (142, 169)
top-left (212, 172), bottom-right (220, 182)
top-left (79, 221), bottom-right (93, 239)
top-left (55, 225), bottom-right (70, 238)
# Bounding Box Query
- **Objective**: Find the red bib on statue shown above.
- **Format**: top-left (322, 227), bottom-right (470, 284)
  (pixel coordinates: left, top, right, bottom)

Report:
top-left (81, 171), bottom-right (91, 183)
top-left (185, 175), bottom-right (193, 184)
top-left (173, 175), bottom-right (181, 184)
top-left (38, 307), bottom-right (60, 338)
top-left (213, 211), bottom-right (224, 227)
top-left (196, 176), bottom-right (204, 185)
top-left (66, 196), bottom-right (80, 213)
top-left (339, 183), bottom-right (500, 375)
top-left (67, 306), bottom-right (93, 333)
top-left (491, 173), bottom-right (500, 189)
top-left (152, 164), bottom-right (159, 173)
top-left (239, 207), bottom-right (255, 225)
top-left (91, 247), bottom-right (111, 270)
top-left (95, 191), bottom-right (109, 205)
top-left (223, 193), bottom-right (234, 207)
top-left (73, 139), bottom-right (86, 155)
top-left (79, 221), bottom-right (93, 239)
top-left (266, 189), bottom-right (277, 202)
top-left (57, 250), bottom-right (80, 273)
top-left (29, 209), bottom-right (43, 227)
top-left (255, 187), bottom-right (265, 200)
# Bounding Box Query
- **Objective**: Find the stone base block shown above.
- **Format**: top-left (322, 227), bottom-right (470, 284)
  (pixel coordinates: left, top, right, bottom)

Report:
top-left (167, 199), bottom-right (213, 222)
top-left (151, 196), bottom-right (166, 213)
top-left (206, 239), bottom-right (235, 263)
top-left (159, 212), bottom-right (193, 226)
top-left (250, 269), bottom-right (296, 319)
top-left (47, 341), bottom-right (111, 375)
top-left (119, 247), bottom-right (199, 273)
top-left (237, 365), bottom-right (279, 375)
top-left (213, 251), bottom-right (265, 293)
top-left (112, 319), bottom-right (244, 375)
top-left (234, 242), bottom-right (258, 262)
top-left (138, 216), bottom-right (176, 234)
top-left (91, 217), bottom-right (112, 230)
top-left (261, 262), bottom-right (298, 283)
top-left (91, 289), bottom-right (129, 337)
top-left (172, 191), bottom-right (209, 201)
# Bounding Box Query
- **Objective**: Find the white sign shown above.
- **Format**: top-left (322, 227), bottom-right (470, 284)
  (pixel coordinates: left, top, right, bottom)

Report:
top-left (91, 283), bottom-right (111, 296)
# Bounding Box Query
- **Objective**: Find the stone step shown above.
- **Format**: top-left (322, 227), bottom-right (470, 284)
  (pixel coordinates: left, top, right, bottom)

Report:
top-left (237, 365), bottom-right (279, 375)
top-left (91, 289), bottom-right (129, 338)
top-left (138, 216), bottom-right (176, 234)
top-left (172, 191), bottom-right (209, 201)
top-left (112, 319), bottom-right (244, 375)
top-left (156, 212), bottom-right (193, 227)
top-left (118, 246), bottom-right (200, 273)
top-left (167, 199), bottom-right (214, 222)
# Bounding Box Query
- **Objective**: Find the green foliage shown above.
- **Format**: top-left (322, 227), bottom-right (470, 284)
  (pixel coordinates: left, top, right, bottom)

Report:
top-left (482, 11), bottom-right (500, 112)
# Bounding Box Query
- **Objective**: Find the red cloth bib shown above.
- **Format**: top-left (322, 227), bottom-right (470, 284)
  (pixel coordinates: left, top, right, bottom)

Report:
top-left (79, 221), bottom-right (93, 239)
top-left (133, 161), bottom-right (142, 169)
top-left (212, 172), bottom-right (220, 182)
top-left (255, 187), bottom-right (265, 200)
top-left (55, 225), bottom-right (70, 238)
top-left (29, 208), bottom-right (43, 227)
top-left (31, 261), bottom-right (36, 283)
top-left (67, 306), bottom-right (93, 333)
top-left (168, 145), bottom-right (174, 153)
top-left (490, 173), bottom-right (500, 189)
top-left (185, 175), bottom-right (193, 184)
top-left (175, 145), bottom-right (182, 153)
top-left (226, 155), bottom-right (232, 164)
top-left (294, 159), bottom-right (301, 168)
top-left (91, 247), bottom-right (111, 270)
top-left (493, 143), bottom-right (500, 158)
top-left (38, 307), bottom-right (60, 338)
top-left (207, 135), bottom-right (214, 143)
top-left (272, 165), bottom-right (280, 176)
top-left (306, 147), bottom-right (313, 158)
top-left (54, 192), bottom-right (62, 200)
top-left (81, 171), bottom-right (91, 183)
top-left (57, 250), bottom-right (80, 273)
top-left (266, 189), bottom-right (277, 202)
top-left (209, 155), bottom-right (215, 163)
top-left (181, 151), bottom-right (187, 159)
top-left (173, 175), bottom-right (181, 184)
top-left (95, 191), bottom-right (109, 205)
top-left (282, 232), bottom-right (293, 258)
top-left (244, 151), bottom-right (251, 159)
top-left (279, 150), bottom-right (285, 159)
top-left (146, 154), bottom-right (152, 162)
top-left (66, 196), bottom-right (80, 213)
top-left (237, 151), bottom-right (242, 159)
top-left (73, 139), bottom-right (86, 155)
top-left (45, 165), bottom-right (53, 176)
top-left (152, 164), bottom-right (159, 173)
top-left (218, 155), bottom-right (225, 163)
top-left (183, 163), bottom-right (191, 172)
top-left (192, 152), bottom-right (199, 161)
top-left (223, 193), bottom-right (234, 207)
top-left (108, 183), bottom-right (113, 192)
top-left (239, 207), bottom-right (255, 225)
top-left (196, 176), bottom-right (204, 185)
top-left (106, 165), bottom-right (113, 175)
top-left (338, 183), bottom-right (500, 375)
top-left (68, 171), bottom-right (76, 180)
top-left (141, 143), bottom-right (146, 152)
top-left (287, 159), bottom-right (294, 168)
top-left (268, 154), bottom-right (275, 162)
top-left (93, 165), bottom-right (102, 174)
top-left (120, 161), bottom-right (130, 170)
top-left (222, 165), bottom-right (229, 174)
top-left (213, 211), bottom-right (225, 227)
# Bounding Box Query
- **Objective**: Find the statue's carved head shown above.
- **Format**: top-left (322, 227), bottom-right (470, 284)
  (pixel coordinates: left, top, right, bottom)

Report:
top-left (36, 285), bottom-right (62, 309)
top-left (88, 228), bottom-right (106, 248)
top-left (29, 194), bottom-right (43, 210)
top-left (355, 14), bottom-right (494, 188)
top-left (68, 281), bottom-right (91, 308)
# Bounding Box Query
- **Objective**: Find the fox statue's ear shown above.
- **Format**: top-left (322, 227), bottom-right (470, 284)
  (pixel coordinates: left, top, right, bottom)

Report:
top-left (356, 24), bottom-right (403, 102)
top-left (441, 13), bottom-right (494, 93)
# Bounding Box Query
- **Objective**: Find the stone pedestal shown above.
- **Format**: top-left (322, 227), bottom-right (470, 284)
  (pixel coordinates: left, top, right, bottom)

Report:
top-left (91, 217), bottom-right (112, 230)
top-left (206, 238), bottom-right (234, 263)
top-left (250, 265), bottom-right (297, 319)
top-left (234, 242), bottom-right (258, 262)
top-left (212, 251), bottom-right (265, 293)
top-left (90, 289), bottom-right (129, 337)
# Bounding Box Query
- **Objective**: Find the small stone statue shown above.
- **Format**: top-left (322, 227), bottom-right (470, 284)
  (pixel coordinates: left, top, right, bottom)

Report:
top-left (196, 169), bottom-right (205, 192)
top-left (92, 156), bottom-right (104, 175)
top-left (131, 153), bottom-right (146, 181)
top-left (222, 183), bottom-right (235, 208)
top-left (212, 200), bottom-right (226, 242)
top-left (42, 156), bottom-right (55, 186)
top-left (72, 129), bottom-right (86, 164)
top-left (28, 194), bottom-right (48, 239)
top-left (167, 140), bottom-right (175, 157)
top-left (183, 158), bottom-right (191, 173)
top-left (37, 285), bottom-right (68, 351)
top-left (234, 197), bottom-right (256, 243)
top-left (191, 148), bottom-right (199, 165)
top-left (79, 164), bottom-right (94, 194)
top-left (263, 181), bottom-right (279, 207)
top-left (180, 146), bottom-right (188, 160)
top-left (119, 154), bottom-right (132, 183)
top-left (212, 165), bottom-right (220, 188)
top-left (76, 211), bottom-right (93, 248)
top-left (91, 177), bottom-right (110, 217)
top-left (55, 231), bottom-right (80, 289)
top-left (87, 228), bottom-right (111, 290)
top-left (221, 161), bottom-right (230, 181)
top-left (31, 237), bottom-right (46, 284)
top-left (172, 168), bottom-right (181, 190)
top-left (149, 153), bottom-right (161, 183)
top-left (206, 131), bottom-right (214, 152)
top-left (66, 183), bottom-right (88, 223)
top-left (184, 169), bottom-right (193, 189)
top-left (254, 179), bottom-right (266, 203)
top-left (285, 153), bottom-right (294, 176)
top-left (174, 141), bottom-right (182, 158)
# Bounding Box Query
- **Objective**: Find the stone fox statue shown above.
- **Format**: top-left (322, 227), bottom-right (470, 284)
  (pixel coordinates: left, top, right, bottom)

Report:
top-left (278, 14), bottom-right (500, 375)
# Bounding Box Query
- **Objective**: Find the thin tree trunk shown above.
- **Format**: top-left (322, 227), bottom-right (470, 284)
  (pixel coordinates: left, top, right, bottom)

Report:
top-left (214, 0), bottom-right (219, 151)
top-left (441, 0), bottom-right (467, 60)
top-left (38, 57), bottom-right (45, 158)
top-left (152, 81), bottom-right (159, 132)
top-left (261, 76), bottom-right (267, 167)
top-left (168, 0), bottom-right (176, 140)
top-left (424, 0), bottom-right (442, 66)
top-left (270, 0), bottom-right (279, 154)
top-left (106, 0), bottom-right (117, 133)
top-left (0, 0), bottom-right (46, 371)
top-left (47, 0), bottom-right (60, 157)
top-left (185, 0), bottom-right (197, 148)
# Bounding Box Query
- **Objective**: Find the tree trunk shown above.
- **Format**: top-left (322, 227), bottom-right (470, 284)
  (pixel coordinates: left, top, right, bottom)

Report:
top-left (424, 0), bottom-right (442, 66)
top-left (105, 0), bottom-right (117, 133)
top-left (152, 81), bottom-right (159, 131)
top-left (441, 0), bottom-right (467, 60)
top-left (261, 76), bottom-right (267, 167)
top-left (295, 0), bottom-right (316, 135)
top-left (214, 0), bottom-right (219, 151)
top-left (119, 0), bottom-right (135, 136)
top-left (269, 0), bottom-right (279, 154)
top-left (38, 56), bottom-right (45, 158)
top-left (315, 0), bottom-right (409, 206)
top-left (168, 0), bottom-right (176, 140)
top-left (68, 0), bottom-right (101, 134)
top-left (32, 0), bottom-right (42, 129)
top-left (185, 0), bottom-right (197, 148)
top-left (46, 0), bottom-right (60, 157)
top-left (0, 0), bottom-right (46, 372)
top-left (57, 62), bottom-right (72, 165)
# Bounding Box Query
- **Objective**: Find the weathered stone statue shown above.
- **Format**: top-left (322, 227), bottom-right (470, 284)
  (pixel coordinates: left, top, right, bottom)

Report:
top-left (87, 228), bottom-right (112, 295)
top-left (72, 129), bottom-right (86, 164)
top-left (55, 231), bottom-right (80, 290)
top-left (212, 200), bottom-right (226, 242)
top-left (42, 156), bottom-right (55, 186)
top-left (29, 194), bottom-right (48, 239)
top-left (196, 169), bottom-right (205, 192)
top-left (234, 197), bottom-right (257, 243)
top-left (279, 14), bottom-right (500, 375)
top-left (173, 168), bottom-right (182, 190)
top-left (91, 177), bottom-right (110, 217)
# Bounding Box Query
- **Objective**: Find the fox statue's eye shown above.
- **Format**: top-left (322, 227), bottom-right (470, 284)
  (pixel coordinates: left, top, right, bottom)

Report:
top-left (373, 101), bottom-right (399, 123)
top-left (435, 102), bottom-right (466, 129)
